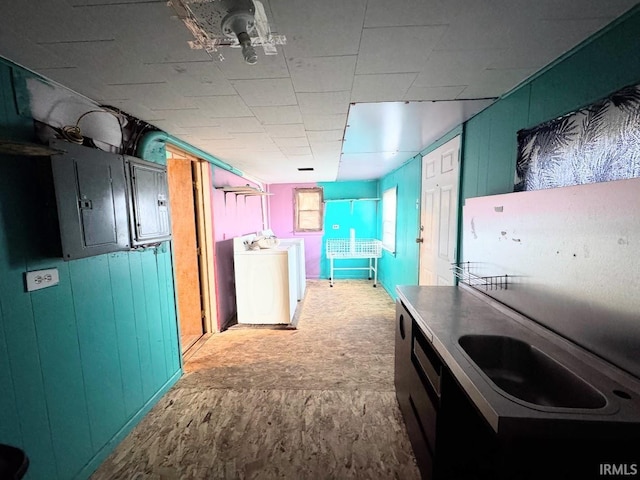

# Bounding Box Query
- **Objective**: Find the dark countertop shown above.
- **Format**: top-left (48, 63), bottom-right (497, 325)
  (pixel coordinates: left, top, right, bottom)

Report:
top-left (396, 284), bottom-right (640, 439)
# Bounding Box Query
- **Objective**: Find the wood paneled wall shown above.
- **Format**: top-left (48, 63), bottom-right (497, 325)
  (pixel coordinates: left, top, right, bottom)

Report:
top-left (0, 59), bottom-right (181, 479)
top-left (377, 156), bottom-right (422, 298)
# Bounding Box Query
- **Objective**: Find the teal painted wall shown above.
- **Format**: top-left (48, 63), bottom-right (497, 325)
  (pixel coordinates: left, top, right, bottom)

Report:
top-left (462, 6), bottom-right (640, 203)
top-left (0, 60), bottom-right (181, 479)
top-left (318, 181), bottom-right (379, 279)
top-left (377, 157), bottom-right (422, 299)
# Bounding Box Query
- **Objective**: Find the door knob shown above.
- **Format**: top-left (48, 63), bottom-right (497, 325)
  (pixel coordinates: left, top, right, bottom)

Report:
top-left (416, 238), bottom-right (424, 243)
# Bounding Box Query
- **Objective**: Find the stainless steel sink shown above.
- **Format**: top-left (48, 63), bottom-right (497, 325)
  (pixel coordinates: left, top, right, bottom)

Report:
top-left (458, 334), bottom-right (607, 409)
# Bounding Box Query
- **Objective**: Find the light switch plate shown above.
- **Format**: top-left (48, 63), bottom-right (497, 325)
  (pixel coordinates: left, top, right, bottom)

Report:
top-left (25, 268), bottom-right (59, 292)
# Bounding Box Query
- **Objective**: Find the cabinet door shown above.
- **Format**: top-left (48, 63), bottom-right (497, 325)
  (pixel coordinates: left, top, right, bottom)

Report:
top-left (51, 140), bottom-right (130, 260)
top-left (125, 156), bottom-right (171, 246)
top-left (395, 301), bottom-right (435, 478)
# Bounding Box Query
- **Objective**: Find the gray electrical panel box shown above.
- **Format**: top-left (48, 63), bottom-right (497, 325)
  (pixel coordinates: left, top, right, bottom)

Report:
top-left (124, 156), bottom-right (171, 246)
top-left (50, 140), bottom-right (172, 260)
top-left (50, 139), bottom-right (130, 260)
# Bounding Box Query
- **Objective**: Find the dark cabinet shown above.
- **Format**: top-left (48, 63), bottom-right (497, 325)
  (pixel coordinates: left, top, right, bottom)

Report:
top-left (50, 140), bottom-right (171, 260)
top-left (395, 299), bottom-right (495, 479)
top-left (395, 300), bottom-right (439, 478)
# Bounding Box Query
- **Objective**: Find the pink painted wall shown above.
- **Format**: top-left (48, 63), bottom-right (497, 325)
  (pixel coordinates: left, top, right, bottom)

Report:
top-left (268, 183), bottom-right (322, 279)
top-left (210, 167), bottom-right (265, 330)
top-left (212, 167), bottom-right (264, 241)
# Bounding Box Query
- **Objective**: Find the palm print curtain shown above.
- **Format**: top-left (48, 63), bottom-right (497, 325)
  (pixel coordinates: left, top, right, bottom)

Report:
top-left (515, 83), bottom-right (640, 191)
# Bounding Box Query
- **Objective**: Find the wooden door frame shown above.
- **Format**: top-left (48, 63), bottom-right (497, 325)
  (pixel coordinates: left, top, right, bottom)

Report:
top-left (166, 146), bottom-right (218, 338)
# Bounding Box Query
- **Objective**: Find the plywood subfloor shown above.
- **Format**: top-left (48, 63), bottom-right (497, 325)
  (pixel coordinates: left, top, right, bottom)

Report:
top-left (90, 280), bottom-right (420, 479)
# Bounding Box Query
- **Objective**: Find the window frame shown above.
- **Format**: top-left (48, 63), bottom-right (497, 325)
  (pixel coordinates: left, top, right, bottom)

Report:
top-left (293, 187), bottom-right (324, 233)
top-left (381, 186), bottom-right (397, 253)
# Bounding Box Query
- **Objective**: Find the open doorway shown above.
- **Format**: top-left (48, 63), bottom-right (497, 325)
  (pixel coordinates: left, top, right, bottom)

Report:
top-left (166, 147), bottom-right (217, 358)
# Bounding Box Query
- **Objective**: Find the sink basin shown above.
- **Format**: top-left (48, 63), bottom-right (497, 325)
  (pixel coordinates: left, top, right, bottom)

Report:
top-left (458, 334), bottom-right (606, 409)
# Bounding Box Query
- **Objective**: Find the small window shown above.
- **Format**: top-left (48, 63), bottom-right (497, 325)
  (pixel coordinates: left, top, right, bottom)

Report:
top-left (294, 187), bottom-right (324, 232)
top-left (382, 186), bottom-right (397, 253)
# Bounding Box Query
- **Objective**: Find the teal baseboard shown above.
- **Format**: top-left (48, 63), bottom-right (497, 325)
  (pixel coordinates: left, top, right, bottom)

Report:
top-left (74, 368), bottom-right (183, 480)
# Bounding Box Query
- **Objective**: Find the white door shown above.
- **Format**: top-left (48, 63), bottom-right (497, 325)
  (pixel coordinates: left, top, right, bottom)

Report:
top-left (418, 136), bottom-right (461, 285)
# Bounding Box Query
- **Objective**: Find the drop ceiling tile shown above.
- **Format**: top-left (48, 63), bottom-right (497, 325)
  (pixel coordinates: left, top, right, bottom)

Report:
top-left (151, 62), bottom-right (237, 96)
top-left (30, 67), bottom-right (115, 104)
top-left (84, 2), bottom-right (211, 64)
top-left (215, 50), bottom-right (290, 80)
top-left (297, 91), bottom-right (351, 115)
top-left (310, 141), bottom-right (343, 156)
top-left (150, 120), bottom-right (187, 134)
top-left (250, 105), bottom-right (303, 125)
top-left (456, 68), bottom-right (537, 99)
top-left (434, 4), bottom-right (524, 51)
top-left (288, 56), bottom-right (357, 93)
top-left (1, 0), bottom-right (114, 43)
top-left (101, 83), bottom-right (197, 111)
top-left (231, 78), bottom-right (297, 107)
top-left (179, 126), bottom-right (236, 140)
top-left (413, 49), bottom-right (505, 87)
top-left (0, 26), bottom-right (76, 70)
top-left (264, 124), bottom-right (306, 138)
top-left (214, 117), bottom-right (265, 134)
top-left (139, 108), bottom-right (220, 128)
top-left (284, 155), bottom-right (315, 164)
top-left (217, 133), bottom-right (277, 149)
top-left (100, 64), bottom-right (170, 87)
top-left (198, 139), bottom-right (254, 152)
top-left (307, 130), bottom-right (344, 143)
top-left (364, 0), bottom-right (453, 27)
top-left (271, 0), bottom-right (367, 57)
top-left (489, 17), bottom-right (620, 72)
top-left (351, 73), bottom-right (417, 103)
top-left (356, 26), bottom-right (447, 75)
top-left (302, 113), bottom-right (348, 131)
top-left (37, 40), bottom-right (143, 79)
top-left (404, 85), bottom-right (467, 101)
top-left (279, 146), bottom-right (312, 156)
top-left (194, 95), bottom-right (254, 117)
top-left (273, 137), bottom-right (310, 148)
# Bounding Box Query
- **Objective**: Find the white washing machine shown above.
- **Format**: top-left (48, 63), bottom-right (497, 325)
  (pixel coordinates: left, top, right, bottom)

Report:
top-left (233, 234), bottom-right (298, 324)
top-left (259, 230), bottom-right (306, 300)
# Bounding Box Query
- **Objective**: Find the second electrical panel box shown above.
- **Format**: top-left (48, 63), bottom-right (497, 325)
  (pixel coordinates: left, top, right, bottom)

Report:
top-left (125, 155), bottom-right (171, 246)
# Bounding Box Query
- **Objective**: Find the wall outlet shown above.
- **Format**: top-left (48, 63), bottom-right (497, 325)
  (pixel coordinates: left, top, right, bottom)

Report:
top-left (25, 268), bottom-right (59, 292)
top-left (332, 224), bottom-right (340, 229)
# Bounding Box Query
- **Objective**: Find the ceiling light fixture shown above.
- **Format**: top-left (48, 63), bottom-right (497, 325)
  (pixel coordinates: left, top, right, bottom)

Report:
top-left (173, 0), bottom-right (286, 65)
top-left (221, 1), bottom-right (257, 64)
